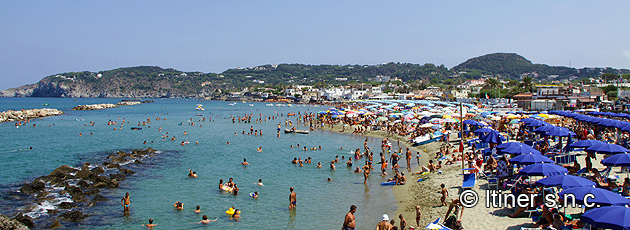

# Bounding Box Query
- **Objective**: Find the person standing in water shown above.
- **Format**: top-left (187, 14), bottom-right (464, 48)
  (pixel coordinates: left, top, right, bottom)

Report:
top-left (121, 192), bottom-right (130, 213)
top-left (289, 187), bottom-right (297, 209)
top-left (342, 205), bottom-right (357, 230)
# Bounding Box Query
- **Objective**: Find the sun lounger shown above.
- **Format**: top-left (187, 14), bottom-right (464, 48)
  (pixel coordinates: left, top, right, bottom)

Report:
top-left (462, 173), bottom-right (476, 189)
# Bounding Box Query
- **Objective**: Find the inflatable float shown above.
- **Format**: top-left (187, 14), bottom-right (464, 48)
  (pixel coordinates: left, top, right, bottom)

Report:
top-left (226, 207), bottom-right (241, 215)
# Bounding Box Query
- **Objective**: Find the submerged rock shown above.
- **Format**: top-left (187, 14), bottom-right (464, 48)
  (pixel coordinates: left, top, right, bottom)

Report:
top-left (109, 174), bottom-right (126, 181)
top-left (11, 213), bottom-right (34, 228)
top-left (47, 219), bottom-right (61, 229)
top-left (119, 168), bottom-right (135, 175)
top-left (59, 210), bottom-right (87, 222)
top-left (58, 202), bottom-right (77, 209)
top-left (75, 166), bottom-right (92, 179)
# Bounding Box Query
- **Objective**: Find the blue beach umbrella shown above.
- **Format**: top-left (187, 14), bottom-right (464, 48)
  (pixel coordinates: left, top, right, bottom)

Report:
top-left (586, 143), bottom-right (629, 154)
top-left (535, 175), bottom-right (596, 189)
top-left (480, 130), bottom-right (505, 144)
top-left (559, 187), bottom-right (630, 206)
top-left (518, 163), bottom-right (568, 176)
top-left (545, 127), bottom-right (576, 137)
top-left (501, 145), bottom-right (541, 155)
top-left (569, 140), bottom-right (607, 149)
top-left (509, 153), bottom-right (552, 165)
top-left (601, 153), bottom-right (630, 166)
top-left (496, 142), bottom-right (530, 150)
top-left (581, 206), bottom-right (630, 230)
top-left (533, 125), bottom-right (556, 134)
top-left (472, 128), bottom-right (494, 135)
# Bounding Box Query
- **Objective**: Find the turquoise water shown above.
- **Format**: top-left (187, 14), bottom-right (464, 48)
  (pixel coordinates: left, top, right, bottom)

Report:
top-left (0, 98), bottom-right (416, 229)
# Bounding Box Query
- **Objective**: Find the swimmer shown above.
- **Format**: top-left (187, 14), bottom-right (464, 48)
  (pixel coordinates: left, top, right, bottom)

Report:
top-left (195, 205), bottom-right (201, 213)
top-left (142, 219), bottom-right (156, 229)
top-left (242, 158), bottom-right (249, 165)
top-left (197, 215), bottom-right (217, 224)
top-left (252, 191), bottom-right (259, 198)
top-left (257, 146), bottom-right (262, 152)
top-left (227, 141), bottom-right (230, 145)
top-left (317, 162), bottom-right (322, 168)
top-left (188, 169), bottom-right (197, 178)
top-left (257, 179), bottom-right (264, 186)
top-left (174, 201), bottom-right (184, 210)
top-left (232, 209), bottom-right (241, 221)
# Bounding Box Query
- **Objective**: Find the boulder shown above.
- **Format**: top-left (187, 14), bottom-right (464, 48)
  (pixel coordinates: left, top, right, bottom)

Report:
top-left (119, 168), bottom-right (135, 175)
top-left (84, 188), bottom-right (100, 196)
top-left (92, 194), bottom-right (108, 202)
top-left (112, 155), bottom-right (126, 163)
top-left (49, 165), bottom-right (76, 177)
top-left (108, 179), bottom-right (119, 188)
top-left (76, 180), bottom-right (91, 189)
top-left (90, 167), bottom-right (104, 175)
top-left (93, 182), bottom-right (107, 188)
top-left (11, 213), bottom-right (34, 228)
top-left (106, 163), bottom-right (121, 169)
top-left (0, 214), bottom-right (29, 230)
top-left (133, 160), bottom-right (142, 164)
top-left (109, 174), bottom-right (126, 181)
top-left (58, 202), bottom-right (77, 209)
top-left (47, 219), bottom-right (61, 229)
top-left (64, 186), bottom-right (83, 198)
top-left (20, 180), bottom-right (46, 194)
top-left (59, 210), bottom-right (87, 222)
top-left (75, 166), bottom-right (92, 179)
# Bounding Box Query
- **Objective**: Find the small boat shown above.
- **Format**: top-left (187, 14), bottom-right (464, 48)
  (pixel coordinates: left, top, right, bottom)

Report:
top-left (249, 104), bottom-right (254, 106)
top-left (42, 103), bottom-right (49, 106)
top-left (196, 114), bottom-right (203, 116)
top-left (287, 113), bottom-right (295, 116)
top-left (228, 103), bottom-right (237, 106)
top-left (296, 130), bottom-right (309, 134)
top-left (266, 104), bottom-right (274, 106)
top-left (284, 129), bottom-right (295, 133)
top-left (131, 127), bottom-right (142, 130)
top-left (196, 104), bottom-right (205, 110)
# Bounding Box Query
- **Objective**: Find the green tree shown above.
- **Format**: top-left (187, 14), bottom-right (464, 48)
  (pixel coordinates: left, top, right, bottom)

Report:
top-left (518, 76), bottom-right (536, 93)
top-left (482, 77), bottom-right (502, 90)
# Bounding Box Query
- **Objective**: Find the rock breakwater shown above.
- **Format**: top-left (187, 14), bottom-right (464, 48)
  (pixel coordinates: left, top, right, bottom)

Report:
top-left (10, 148), bottom-right (158, 228)
top-left (0, 108), bottom-right (64, 123)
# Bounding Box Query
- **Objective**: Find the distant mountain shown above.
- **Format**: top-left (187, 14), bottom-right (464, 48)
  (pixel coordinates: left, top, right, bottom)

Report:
top-left (453, 53), bottom-right (629, 79)
top-left (2, 53), bottom-right (629, 98)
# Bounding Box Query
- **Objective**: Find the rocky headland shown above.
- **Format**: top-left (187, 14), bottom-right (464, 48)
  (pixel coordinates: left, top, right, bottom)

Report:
top-left (71, 100), bottom-right (153, 110)
top-left (0, 109), bottom-right (64, 123)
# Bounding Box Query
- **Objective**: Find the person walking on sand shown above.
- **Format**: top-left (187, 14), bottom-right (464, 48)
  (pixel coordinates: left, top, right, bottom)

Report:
top-left (121, 192), bottom-right (130, 213)
top-left (399, 214), bottom-right (407, 230)
top-left (439, 183), bottom-right (448, 206)
top-left (415, 205), bottom-right (422, 227)
top-left (342, 205), bottom-right (357, 230)
top-left (289, 187), bottom-right (297, 209)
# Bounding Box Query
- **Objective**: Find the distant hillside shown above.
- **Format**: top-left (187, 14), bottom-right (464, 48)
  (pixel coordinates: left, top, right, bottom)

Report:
top-left (2, 53), bottom-right (629, 98)
top-left (453, 53), bottom-right (629, 80)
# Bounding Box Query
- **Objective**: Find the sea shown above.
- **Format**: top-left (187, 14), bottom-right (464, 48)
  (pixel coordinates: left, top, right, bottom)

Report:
top-left (0, 97), bottom-right (415, 229)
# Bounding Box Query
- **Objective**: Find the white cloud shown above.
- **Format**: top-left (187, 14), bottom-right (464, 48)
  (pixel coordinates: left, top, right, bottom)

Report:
top-left (623, 49), bottom-right (630, 60)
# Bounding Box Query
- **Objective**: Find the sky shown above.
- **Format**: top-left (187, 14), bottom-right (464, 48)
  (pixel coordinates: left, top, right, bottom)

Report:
top-left (1, 0), bottom-right (629, 90)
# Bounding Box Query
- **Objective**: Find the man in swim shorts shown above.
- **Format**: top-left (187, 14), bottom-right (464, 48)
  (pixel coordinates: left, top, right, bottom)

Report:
top-left (343, 205), bottom-right (357, 230)
top-left (289, 187), bottom-right (296, 209)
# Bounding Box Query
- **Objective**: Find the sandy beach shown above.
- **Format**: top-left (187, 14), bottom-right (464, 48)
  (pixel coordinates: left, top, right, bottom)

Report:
top-left (322, 123), bottom-right (611, 230)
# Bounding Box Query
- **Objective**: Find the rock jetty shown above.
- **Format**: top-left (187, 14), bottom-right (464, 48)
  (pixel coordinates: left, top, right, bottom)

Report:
top-left (0, 108), bottom-right (64, 123)
top-left (12, 148), bottom-right (158, 228)
top-left (71, 103), bottom-right (118, 110)
top-left (72, 100), bottom-right (154, 110)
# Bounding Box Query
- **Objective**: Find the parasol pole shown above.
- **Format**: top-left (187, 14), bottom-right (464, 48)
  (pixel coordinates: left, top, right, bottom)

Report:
top-left (461, 102), bottom-right (464, 171)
